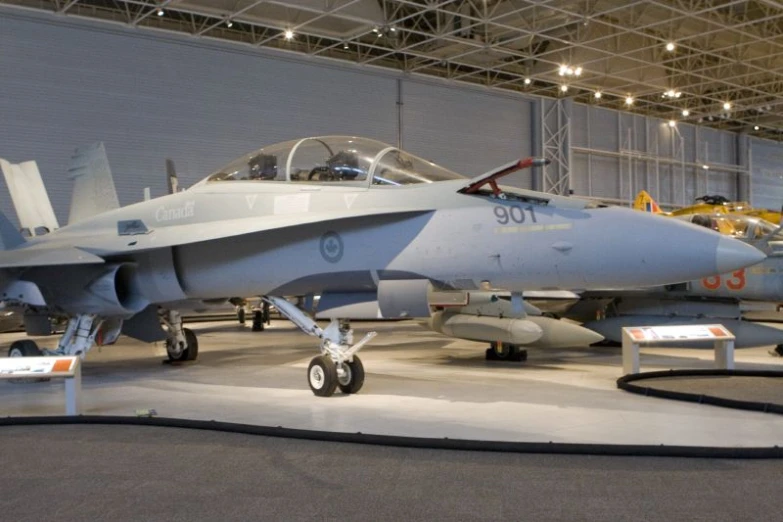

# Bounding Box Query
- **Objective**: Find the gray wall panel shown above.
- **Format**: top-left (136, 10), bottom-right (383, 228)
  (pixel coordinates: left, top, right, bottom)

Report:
top-left (750, 137), bottom-right (783, 210)
top-left (571, 103), bottom-right (589, 148)
top-left (401, 81), bottom-right (533, 188)
top-left (588, 107), bottom-right (619, 151)
top-left (0, 12), bottom-right (399, 223)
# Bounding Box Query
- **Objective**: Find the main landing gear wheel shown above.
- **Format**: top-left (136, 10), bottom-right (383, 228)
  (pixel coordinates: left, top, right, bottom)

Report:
top-left (485, 342), bottom-right (528, 362)
top-left (8, 340), bottom-right (47, 383)
top-left (337, 356), bottom-right (365, 395)
top-left (237, 308), bottom-right (246, 325)
top-left (252, 310), bottom-right (265, 332)
top-left (8, 340), bottom-right (42, 357)
top-left (308, 355), bottom-right (338, 397)
top-left (166, 328), bottom-right (199, 362)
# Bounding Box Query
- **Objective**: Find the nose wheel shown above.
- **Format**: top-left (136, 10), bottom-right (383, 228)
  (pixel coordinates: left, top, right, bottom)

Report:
top-left (307, 355), bottom-right (365, 397)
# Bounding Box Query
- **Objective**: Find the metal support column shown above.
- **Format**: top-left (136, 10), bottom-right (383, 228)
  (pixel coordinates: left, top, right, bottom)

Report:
top-left (540, 98), bottom-right (572, 195)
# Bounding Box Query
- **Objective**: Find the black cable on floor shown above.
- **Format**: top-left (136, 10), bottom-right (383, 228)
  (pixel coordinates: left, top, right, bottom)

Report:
top-left (1, 415), bottom-right (781, 458)
top-left (617, 369), bottom-right (783, 415)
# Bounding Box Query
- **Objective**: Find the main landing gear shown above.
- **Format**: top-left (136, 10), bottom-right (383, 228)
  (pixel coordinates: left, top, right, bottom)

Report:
top-left (263, 296), bottom-right (376, 397)
top-left (485, 341), bottom-right (528, 362)
top-left (6, 313), bottom-right (121, 359)
top-left (160, 309), bottom-right (198, 362)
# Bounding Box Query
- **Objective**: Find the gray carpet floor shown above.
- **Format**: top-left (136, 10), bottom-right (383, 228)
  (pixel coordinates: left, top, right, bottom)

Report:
top-left (641, 375), bottom-right (783, 405)
top-left (0, 424), bottom-right (781, 522)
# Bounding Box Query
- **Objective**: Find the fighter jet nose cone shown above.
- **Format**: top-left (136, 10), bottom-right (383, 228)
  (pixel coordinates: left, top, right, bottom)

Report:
top-left (715, 236), bottom-right (766, 274)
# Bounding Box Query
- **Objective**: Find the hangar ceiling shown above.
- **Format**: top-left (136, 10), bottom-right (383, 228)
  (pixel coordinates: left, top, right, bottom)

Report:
top-left (4, 0), bottom-right (783, 138)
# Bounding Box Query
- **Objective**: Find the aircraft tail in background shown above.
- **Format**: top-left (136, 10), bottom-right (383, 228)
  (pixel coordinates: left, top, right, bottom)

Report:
top-left (633, 190), bottom-right (663, 214)
top-left (67, 142), bottom-right (120, 225)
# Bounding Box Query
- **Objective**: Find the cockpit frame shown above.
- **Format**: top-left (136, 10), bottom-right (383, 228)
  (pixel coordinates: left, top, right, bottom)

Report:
top-left (202, 136), bottom-right (464, 188)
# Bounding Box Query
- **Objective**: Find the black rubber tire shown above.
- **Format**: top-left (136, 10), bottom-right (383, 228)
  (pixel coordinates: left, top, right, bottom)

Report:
top-left (237, 308), bottom-right (246, 325)
top-left (308, 355), bottom-right (338, 397)
top-left (8, 340), bottom-right (42, 357)
top-left (183, 328), bottom-right (199, 361)
top-left (486, 343), bottom-right (525, 362)
top-left (166, 328), bottom-right (198, 362)
top-left (337, 356), bottom-right (365, 395)
top-left (252, 310), bottom-right (264, 332)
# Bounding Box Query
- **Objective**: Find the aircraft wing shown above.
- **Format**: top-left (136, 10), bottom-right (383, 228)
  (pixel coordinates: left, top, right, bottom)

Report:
top-left (0, 245), bottom-right (105, 268)
top-left (0, 208), bottom-right (432, 265)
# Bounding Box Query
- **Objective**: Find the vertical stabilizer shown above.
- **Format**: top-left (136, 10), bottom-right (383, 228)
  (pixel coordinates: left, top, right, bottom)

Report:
top-left (67, 142), bottom-right (120, 224)
top-left (0, 158), bottom-right (59, 235)
top-left (0, 209), bottom-right (25, 250)
top-left (165, 158), bottom-right (179, 194)
top-left (633, 190), bottom-right (662, 214)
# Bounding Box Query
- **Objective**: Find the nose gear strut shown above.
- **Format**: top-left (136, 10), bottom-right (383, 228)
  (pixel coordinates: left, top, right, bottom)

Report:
top-left (262, 295), bottom-right (376, 397)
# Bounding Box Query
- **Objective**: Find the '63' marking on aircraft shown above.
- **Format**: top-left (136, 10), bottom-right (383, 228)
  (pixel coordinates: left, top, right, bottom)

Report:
top-left (701, 268), bottom-right (746, 291)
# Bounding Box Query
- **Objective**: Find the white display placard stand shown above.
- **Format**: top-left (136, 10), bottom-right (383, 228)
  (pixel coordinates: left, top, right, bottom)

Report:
top-left (621, 324), bottom-right (735, 375)
top-left (0, 356), bottom-right (82, 415)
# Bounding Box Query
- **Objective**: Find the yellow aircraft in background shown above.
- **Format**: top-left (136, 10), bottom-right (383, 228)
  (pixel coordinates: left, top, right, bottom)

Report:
top-left (634, 190), bottom-right (782, 222)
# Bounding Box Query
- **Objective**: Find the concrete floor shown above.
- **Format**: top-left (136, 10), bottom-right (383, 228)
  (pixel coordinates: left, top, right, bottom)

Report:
top-left (1, 319), bottom-right (782, 447)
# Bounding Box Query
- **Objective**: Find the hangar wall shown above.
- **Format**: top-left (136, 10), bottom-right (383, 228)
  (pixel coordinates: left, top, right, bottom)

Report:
top-left (749, 137), bottom-right (783, 212)
top-left (0, 7), bottom-right (779, 227)
top-left (570, 104), bottom-right (742, 208)
top-left (0, 9), bottom-right (533, 226)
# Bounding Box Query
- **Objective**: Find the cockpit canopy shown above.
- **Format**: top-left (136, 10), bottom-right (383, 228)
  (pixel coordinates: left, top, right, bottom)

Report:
top-left (204, 136), bottom-right (464, 187)
top-left (676, 213), bottom-right (779, 240)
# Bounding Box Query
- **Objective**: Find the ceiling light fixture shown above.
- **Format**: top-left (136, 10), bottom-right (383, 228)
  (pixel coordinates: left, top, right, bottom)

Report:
top-left (754, 125), bottom-right (760, 131)
top-left (574, 67), bottom-right (583, 76)
top-left (343, 42), bottom-right (349, 49)
top-left (668, 120), bottom-right (676, 128)
top-left (723, 102), bottom-right (732, 111)
top-left (665, 42), bottom-right (676, 52)
top-left (284, 29), bottom-right (294, 40)
top-left (157, 8), bottom-right (164, 16)
top-left (560, 84), bottom-right (569, 93)
top-left (702, 165), bottom-right (710, 170)
top-left (226, 20), bottom-right (233, 28)
top-left (594, 91), bottom-right (602, 99)
top-left (682, 109), bottom-right (690, 117)
top-left (625, 96), bottom-right (634, 106)
top-left (523, 77), bottom-right (531, 85)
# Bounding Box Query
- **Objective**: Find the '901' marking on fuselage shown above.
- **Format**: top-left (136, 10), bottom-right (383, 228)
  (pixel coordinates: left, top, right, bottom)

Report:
top-left (494, 205), bottom-right (537, 225)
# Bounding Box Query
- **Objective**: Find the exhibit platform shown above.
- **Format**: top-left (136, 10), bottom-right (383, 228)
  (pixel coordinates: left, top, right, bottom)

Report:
top-left (1, 320), bottom-right (783, 448)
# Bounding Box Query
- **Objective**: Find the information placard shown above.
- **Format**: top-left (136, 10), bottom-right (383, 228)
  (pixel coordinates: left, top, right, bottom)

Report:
top-left (625, 324), bottom-right (734, 343)
top-left (0, 356), bottom-right (78, 379)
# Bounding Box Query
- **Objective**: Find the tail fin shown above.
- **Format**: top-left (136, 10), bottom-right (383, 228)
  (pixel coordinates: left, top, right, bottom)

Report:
top-left (67, 142), bottom-right (120, 225)
top-left (0, 158), bottom-right (59, 236)
top-left (633, 190), bottom-right (662, 214)
top-left (0, 209), bottom-right (25, 250)
top-left (165, 158), bottom-right (179, 194)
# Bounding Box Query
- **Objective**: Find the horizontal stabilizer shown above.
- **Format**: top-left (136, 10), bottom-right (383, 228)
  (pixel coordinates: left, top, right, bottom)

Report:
top-left (67, 142), bottom-right (120, 225)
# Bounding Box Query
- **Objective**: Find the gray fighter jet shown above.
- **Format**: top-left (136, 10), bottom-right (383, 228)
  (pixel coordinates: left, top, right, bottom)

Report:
top-left (0, 136), bottom-right (766, 396)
